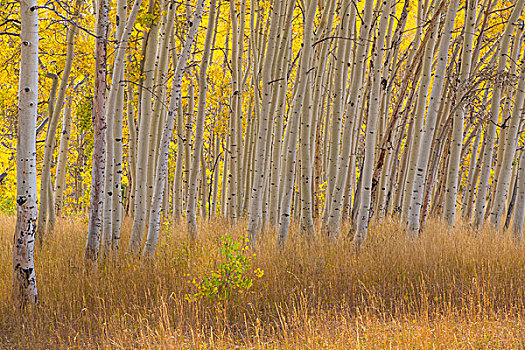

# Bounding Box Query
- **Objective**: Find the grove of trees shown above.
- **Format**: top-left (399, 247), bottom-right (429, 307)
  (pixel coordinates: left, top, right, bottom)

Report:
top-left (4, 0), bottom-right (525, 304)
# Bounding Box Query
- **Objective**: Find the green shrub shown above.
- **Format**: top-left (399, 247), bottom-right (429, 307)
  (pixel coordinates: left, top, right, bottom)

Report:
top-left (186, 234), bottom-right (264, 302)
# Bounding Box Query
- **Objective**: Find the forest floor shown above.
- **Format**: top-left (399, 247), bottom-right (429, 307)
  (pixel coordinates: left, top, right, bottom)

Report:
top-left (1, 215), bottom-right (525, 349)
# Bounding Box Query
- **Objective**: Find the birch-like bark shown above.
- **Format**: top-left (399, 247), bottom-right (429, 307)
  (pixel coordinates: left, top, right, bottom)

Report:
top-left (143, 0), bottom-right (205, 257)
top-left (473, 0), bottom-right (525, 228)
top-left (406, 0), bottom-right (459, 235)
top-left (85, 0), bottom-right (109, 267)
top-left (513, 150), bottom-right (525, 239)
top-left (268, 0), bottom-right (295, 228)
top-left (54, 89), bottom-right (73, 217)
top-left (442, 0), bottom-right (476, 227)
top-left (299, 80), bottom-right (315, 237)
top-left (173, 103), bottom-right (184, 221)
top-left (246, 0), bottom-right (285, 240)
top-left (276, 0), bottom-right (316, 247)
top-left (187, 0), bottom-right (217, 240)
top-left (490, 35), bottom-right (525, 228)
top-left (128, 10), bottom-right (159, 253)
top-left (354, 0), bottom-right (392, 245)
top-left (14, 0), bottom-right (39, 305)
top-left (323, 0), bottom-right (368, 238)
top-left (100, 0), bottom-right (142, 255)
top-left (401, 9), bottom-right (440, 223)
top-left (228, 0), bottom-right (240, 220)
top-left (37, 4), bottom-right (79, 241)
top-left (126, 83), bottom-right (137, 216)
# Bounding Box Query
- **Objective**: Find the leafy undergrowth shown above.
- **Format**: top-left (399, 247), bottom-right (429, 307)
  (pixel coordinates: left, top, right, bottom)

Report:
top-left (1, 215), bottom-right (525, 349)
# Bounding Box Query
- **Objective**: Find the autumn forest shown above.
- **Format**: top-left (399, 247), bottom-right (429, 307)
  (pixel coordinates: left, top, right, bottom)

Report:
top-left (2, 0), bottom-right (525, 347)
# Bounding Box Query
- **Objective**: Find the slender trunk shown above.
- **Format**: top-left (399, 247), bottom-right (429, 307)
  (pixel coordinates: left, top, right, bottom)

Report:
top-left (186, 0), bottom-right (216, 240)
top-left (277, 0), bottom-right (316, 247)
top-left (143, 0), bottom-right (205, 257)
top-left (14, 0), bottom-right (39, 305)
top-left (354, 0), bottom-right (392, 245)
top-left (54, 89), bottom-right (73, 217)
top-left (85, 0), bottom-right (109, 268)
top-left (37, 6), bottom-right (79, 241)
top-left (473, 0), bottom-right (525, 228)
top-left (407, 0), bottom-right (459, 235)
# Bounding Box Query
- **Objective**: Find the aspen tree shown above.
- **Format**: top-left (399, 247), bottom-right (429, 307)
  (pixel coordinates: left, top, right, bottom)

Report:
top-left (407, 0), bottom-right (459, 235)
top-left (462, 87), bottom-right (491, 219)
top-left (184, 84), bottom-right (194, 205)
top-left (210, 137), bottom-right (221, 217)
top-left (268, 0), bottom-right (295, 228)
top-left (246, 0), bottom-right (285, 240)
top-left (173, 104), bottom-right (185, 221)
top-left (401, 8), bottom-right (440, 223)
top-left (128, 2), bottom-right (160, 253)
top-left (126, 83), bottom-right (137, 216)
top-left (323, 0), bottom-right (369, 238)
top-left (37, 1), bottom-right (79, 241)
top-left (354, 0), bottom-right (392, 244)
top-left (228, 0), bottom-right (240, 219)
top-left (277, 0), bottom-right (316, 247)
top-left (187, 0), bottom-right (217, 240)
top-left (461, 124), bottom-right (481, 218)
top-left (145, 0), bottom-right (175, 231)
top-left (299, 79), bottom-right (315, 237)
top-left (307, 0), bottom-right (336, 220)
top-left (513, 150), bottom-right (525, 239)
top-left (473, 0), bottom-right (525, 228)
top-left (490, 34), bottom-right (525, 228)
top-left (85, 0), bottom-right (109, 267)
top-left (323, 1), bottom-right (351, 220)
top-left (100, 0), bottom-right (142, 255)
top-left (110, 0), bottom-right (133, 250)
top-left (143, 0), bottom-right (205, 257)
top-left (54, 88), bottom-right (73, 217)
top-left (14, 0), bottom-right (39, 305)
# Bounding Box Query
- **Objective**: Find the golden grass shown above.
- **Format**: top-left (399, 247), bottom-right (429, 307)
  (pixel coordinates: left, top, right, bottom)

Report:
top-left (1, 215), bottom-right (525, 349)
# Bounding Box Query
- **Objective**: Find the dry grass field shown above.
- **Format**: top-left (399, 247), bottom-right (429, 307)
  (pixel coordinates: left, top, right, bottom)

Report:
top-left (1, 215), bottom-right (525, 349)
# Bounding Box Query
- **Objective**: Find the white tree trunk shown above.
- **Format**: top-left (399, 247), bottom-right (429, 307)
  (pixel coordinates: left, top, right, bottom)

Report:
top-left (442, 0), bottom-right (477, 228)
top-left (54, 88), bottom-right (73, 217)
top-left (473, 0), bottom-right (525, 228)
top-left (143, 0), bottom-right (205, 257)
top-left (85, 0), bottom-right (109, 267)
top-left (490, 35), bottom-right (525, 228)
top-left (128, 13), bottom-right (159, 253)
top-left (277, 0), bottom-right (316, 247)
top-left (406, 0), bottom-right (459, 235)
top-left (14, 0), bottom-right (39, 305)
top-left (354, 0), bottom-right (392, 245)
top-left (246, 0), bottom-right (286, 240)
top-left (37, 5), bottom-right (79, 240)
top-left (186, 0), bottom-right (217, 240)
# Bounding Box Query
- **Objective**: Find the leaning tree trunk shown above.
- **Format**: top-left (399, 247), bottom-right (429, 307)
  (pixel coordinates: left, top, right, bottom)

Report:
top-left (54, 87), bottom-right (74, 217)
top-left (142, 0), bottom-right (205, 258)
top-left (490, 34), bottom-right (525, 228)
top-left (406, 0), bottom-right (459, 236)
top-left (473, 0), bottom-right (525, 229)
top-left (186, 0), bottom-right (217, 240)
top-left (14, 0), bottom-right (39, 306)
top-left (442, 0), bottom-right (477, 228)
top-left (100, 0), bottom-right (142, 256)
top-left (37, 4), bottom-right (79, 242)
